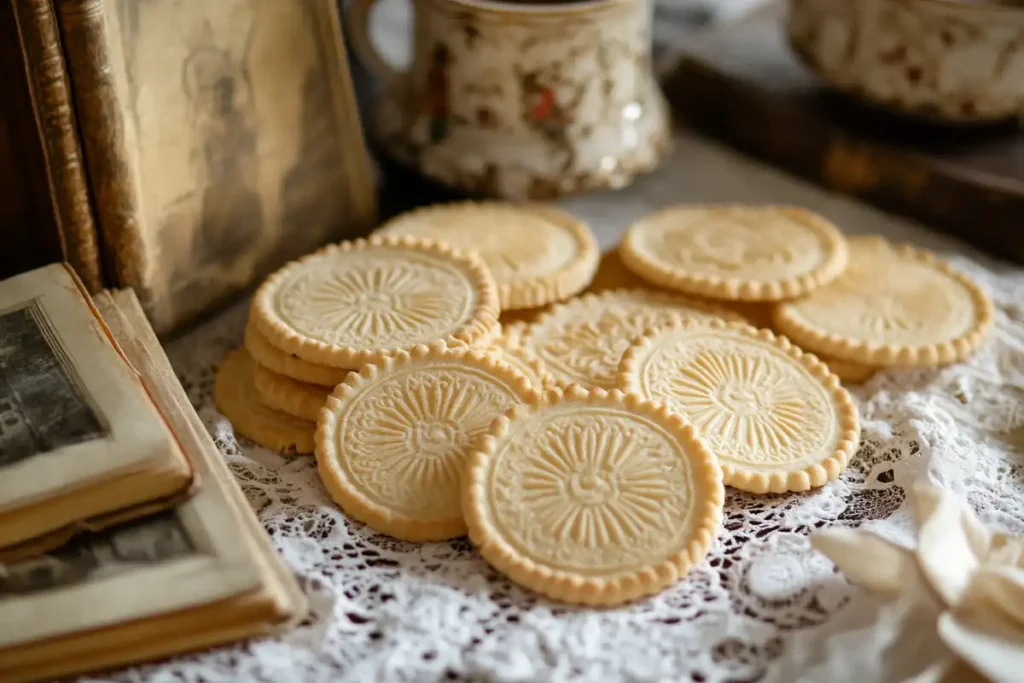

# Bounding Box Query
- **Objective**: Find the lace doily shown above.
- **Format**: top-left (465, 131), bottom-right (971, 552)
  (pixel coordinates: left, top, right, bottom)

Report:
top-left (85, 249), bottom-right (1018, 683)
top-left (90, 137), bottom-right (1024, 682)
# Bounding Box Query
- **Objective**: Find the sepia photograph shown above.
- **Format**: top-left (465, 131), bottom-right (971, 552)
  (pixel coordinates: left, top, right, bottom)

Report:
top-left (0, 304), bottom-right (106, 467)
top-left (105, 0), bottom-right (374, 331)
top-left (0, 510), bottom-right (196, 597)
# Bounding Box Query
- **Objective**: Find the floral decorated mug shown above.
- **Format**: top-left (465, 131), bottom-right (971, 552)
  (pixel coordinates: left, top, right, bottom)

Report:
top-left (348, 0), bottom-right (671, 199)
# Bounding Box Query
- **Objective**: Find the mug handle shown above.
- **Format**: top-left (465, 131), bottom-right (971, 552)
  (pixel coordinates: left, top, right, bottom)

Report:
top-left (347, 0), bottom-right (407, 89)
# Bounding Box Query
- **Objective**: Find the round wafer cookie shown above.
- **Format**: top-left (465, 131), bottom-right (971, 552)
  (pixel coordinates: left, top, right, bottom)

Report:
top-left (374, 202), bottom-right (599, 310)
top-left (617, 319), bottom-right (860, 494)
top-left (316, 344), bottom-right (539, 542)
top-left (252, 236), bottom-right (500, 368)
top-left (519, 289), bottom-right (744, 390)
top-left (773, 237), bottom-right (994, 366)
top-left (243, 322), bottom-right (352, 387)
top-left (463, 385), bottom-right (724, 606)
top-left (252, 362), bottom-right (331, 421)
top-left (620, 205), bottom-right (848, 302)
top-left (215, 349), bottom-right (316, 454)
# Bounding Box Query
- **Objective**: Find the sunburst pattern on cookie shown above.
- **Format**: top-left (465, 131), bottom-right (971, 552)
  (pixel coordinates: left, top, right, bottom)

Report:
top-left (618, 320), bottom-right (860, 494)
top-left (316, 346), bottom-right (537, 542)
top-left (253, 237), bottom-right (499, 368)
top-left (464, 387), bottom-right (724, 605)
top-left (648, 350), bottom-right (826, 464)
top-left (347, 370), bottom-right (507, 514)
top-left (516, 421), bottom-right (683, 551)
top-left (283, 261), bottom-right (462, 347)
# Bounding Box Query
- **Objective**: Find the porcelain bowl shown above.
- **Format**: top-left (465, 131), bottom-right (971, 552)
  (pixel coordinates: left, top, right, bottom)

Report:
top-left (786, 0), bottom-right (1024, 124)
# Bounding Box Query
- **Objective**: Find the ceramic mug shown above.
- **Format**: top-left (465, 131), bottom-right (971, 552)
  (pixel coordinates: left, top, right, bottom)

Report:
top-left (787, 0), bottom-right (1024, 124)
top-left (348, 0), bottom-right (671, 199)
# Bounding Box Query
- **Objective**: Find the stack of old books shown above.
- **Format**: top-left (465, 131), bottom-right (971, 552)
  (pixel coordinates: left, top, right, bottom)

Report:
top-left (0, 264), bottom-right (306, 682)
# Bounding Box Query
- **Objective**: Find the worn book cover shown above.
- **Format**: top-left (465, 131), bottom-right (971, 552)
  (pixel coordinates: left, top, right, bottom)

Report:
top-left (0, 287), bottom-right (305, 683)
top-left (8, 0), bottom-right (104, 292)
top-left (58, 0), bottom-right (378, 334)
top-left (0, 264), bottom-right (193, 550)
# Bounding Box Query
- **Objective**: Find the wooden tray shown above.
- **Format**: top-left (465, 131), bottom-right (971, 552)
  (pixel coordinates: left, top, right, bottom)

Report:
top-left (660, 4), bottom-right (1024, 264)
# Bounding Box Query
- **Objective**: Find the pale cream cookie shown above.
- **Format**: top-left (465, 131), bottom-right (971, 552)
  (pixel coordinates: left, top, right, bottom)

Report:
top-left (252, 236), bottom-right (500, 368)
top-left (618, 319), bottom-right (860, 494)
top-left (214, 349), bottom-right (316, 455)
top-left (519, 289), bottom-right (744, 390)
top-left (243, 321), bottom-right (352, 387)
top-left (463, 385), bottom-right (724, 606)
top-left (620, 205), bottom-right (848, 302)
top-left (315, 343), bottom-right (539, 542)
top-left (374, 202), bottom-right (599, 310)
top-left (252, 361), bottom-right (331, 421)
top-left (773, 237), bottom-right (994, 366)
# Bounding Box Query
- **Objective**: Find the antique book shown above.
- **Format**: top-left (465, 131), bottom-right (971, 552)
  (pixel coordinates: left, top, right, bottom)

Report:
top-left (8, 0), bottom-right (105, 292)
top-left (0, 264), bottom-right (193, 552)
top-left (0, 286), bottom-right (306, 682)
top-left (0, 1), bottom-right (66, 283)
top-left (57, 0), bottom-right (378, 335)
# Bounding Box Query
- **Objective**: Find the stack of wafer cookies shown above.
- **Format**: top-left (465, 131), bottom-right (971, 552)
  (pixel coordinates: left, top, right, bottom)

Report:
top-left (214, 201), bottom-right (993, 607)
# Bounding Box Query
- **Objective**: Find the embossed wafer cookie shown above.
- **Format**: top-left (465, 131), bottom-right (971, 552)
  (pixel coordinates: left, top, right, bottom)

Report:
top-left (253, 236), bottom-right (500, 368)
top-left (215, 349), bottom-right (316, 454)
top-left (252, 361), bottom-right (331, 421)
top-left (375, 202), bottom-right (599, 310)
top-left (618, 320), bottom-right (860, 494)
top-left (519, 289), bottom-right (744, 389)
top-left (244, 322), bottom-right (352, 387)
top-left (774, 237), bottom-right (994, 366)
top-left (316, 344), bottom-right (539, 542)
top-left (620, 205), bottom-right (848, 302)
top-left (463, 385), bottom-right (724, 605)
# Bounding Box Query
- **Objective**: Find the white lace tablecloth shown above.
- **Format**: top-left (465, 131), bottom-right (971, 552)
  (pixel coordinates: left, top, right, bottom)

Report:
top-left (99, 133), bottom-right (1024, 683)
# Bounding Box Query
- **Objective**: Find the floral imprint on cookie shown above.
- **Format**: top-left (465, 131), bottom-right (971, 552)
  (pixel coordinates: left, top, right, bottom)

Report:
top-left (344, 368), bottom-right (515, 519)
top-left (491, 418), bottom-right (693, 566)
top-left (644, 345), bottom-right (832, 466)
top-left (280, 261), bottom-right (463, 347)
top-left (618, 321), bottom-right (860, 493)
top-left (316, 347), bottom-right (537, 541)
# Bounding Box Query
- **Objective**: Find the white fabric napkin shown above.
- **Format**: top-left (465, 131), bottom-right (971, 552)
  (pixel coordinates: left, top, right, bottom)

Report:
top-left (804, 481), bottom-right (1024, 683)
